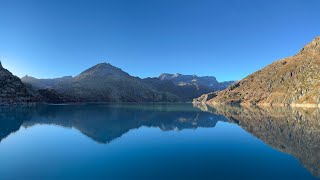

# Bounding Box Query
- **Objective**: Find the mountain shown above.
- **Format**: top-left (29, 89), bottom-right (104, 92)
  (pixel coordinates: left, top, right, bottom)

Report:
top-left (63, 63), bottom-right (179, 102)
top-left (199, 36), bottom-right (320, 107)
top-left (143, 74), bottom-right (234, 101)
top-left (0, 62), bottom-right (36, 105)
top-left (24, 63), bottom-right (179, 102)
top-left (23, 63), bottom-right (233, 102)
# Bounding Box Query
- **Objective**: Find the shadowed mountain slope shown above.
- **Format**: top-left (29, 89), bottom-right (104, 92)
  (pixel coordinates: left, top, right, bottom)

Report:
top-left (0, 62), bottom-right (36, 105)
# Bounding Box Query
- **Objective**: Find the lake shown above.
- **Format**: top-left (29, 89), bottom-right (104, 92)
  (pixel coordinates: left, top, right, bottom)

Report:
top-left (0, 103), bottom-right (318, 179)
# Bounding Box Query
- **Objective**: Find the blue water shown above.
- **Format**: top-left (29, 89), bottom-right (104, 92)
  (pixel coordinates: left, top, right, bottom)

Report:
top-left (0, 104), bottom-right (317, 179)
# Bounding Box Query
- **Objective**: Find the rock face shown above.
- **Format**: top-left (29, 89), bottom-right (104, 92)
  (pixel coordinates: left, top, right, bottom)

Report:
top-left (205, 36), bottom-right (320, 107)
top-left (0, 62), bottom-right (35, 105)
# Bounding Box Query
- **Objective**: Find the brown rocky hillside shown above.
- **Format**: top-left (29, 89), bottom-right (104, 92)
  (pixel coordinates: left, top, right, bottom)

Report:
top-left (204, 36), bottom-right (320, 107)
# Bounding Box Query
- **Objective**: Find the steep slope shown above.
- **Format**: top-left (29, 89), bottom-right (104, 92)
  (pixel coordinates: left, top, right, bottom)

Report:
top-left (0, 62), bottom-right (35, 105)
top-left (206, 36), bottom-right (320, 107)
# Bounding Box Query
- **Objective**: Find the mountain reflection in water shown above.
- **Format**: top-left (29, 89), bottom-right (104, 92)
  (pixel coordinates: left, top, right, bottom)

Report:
top-left (0, 103), bottom-right (319, 179)
top-left (194, 103), bottom-right (320, 178)
top-left (0, 104), bottom-right (227, 144)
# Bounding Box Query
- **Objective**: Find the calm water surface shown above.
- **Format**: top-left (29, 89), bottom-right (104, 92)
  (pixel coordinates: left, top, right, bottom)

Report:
top-left (0, 103), bottom-right (318, 179)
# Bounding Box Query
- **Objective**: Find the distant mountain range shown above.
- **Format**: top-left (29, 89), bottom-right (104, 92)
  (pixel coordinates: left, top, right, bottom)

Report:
top-left (20, 63), bottom-right (234, 103)
top-left (143, 73), bottom-right (234, 101)
top-left (5, 36), bottom-right (320, 106)
top-left (194, 36), bottom-right (320, 107)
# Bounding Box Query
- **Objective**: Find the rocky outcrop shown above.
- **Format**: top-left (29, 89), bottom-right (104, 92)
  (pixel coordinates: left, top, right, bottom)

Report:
top-left (0, 62), bottom-right (36, 105)
top-left (205, 36), bottom-right (320, 107)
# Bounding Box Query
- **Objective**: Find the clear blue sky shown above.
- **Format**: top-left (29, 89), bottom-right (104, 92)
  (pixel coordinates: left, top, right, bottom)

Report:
top-left (0, 0), bottom-right (319, 81)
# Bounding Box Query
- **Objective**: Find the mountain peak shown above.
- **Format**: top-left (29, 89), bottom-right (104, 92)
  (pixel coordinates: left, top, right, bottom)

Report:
top-left (299, 36), bottom-right (320, 54)
top-left (94, 62), bottom-right (110, 67)
top-left (76, 62), bottom-right (129, 79)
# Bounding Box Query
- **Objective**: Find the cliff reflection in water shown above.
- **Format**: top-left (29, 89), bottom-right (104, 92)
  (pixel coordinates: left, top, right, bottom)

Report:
top-left (194, 103), bottom-right (320, 177)
top-left (0, 104), bottom-right (227, 144)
